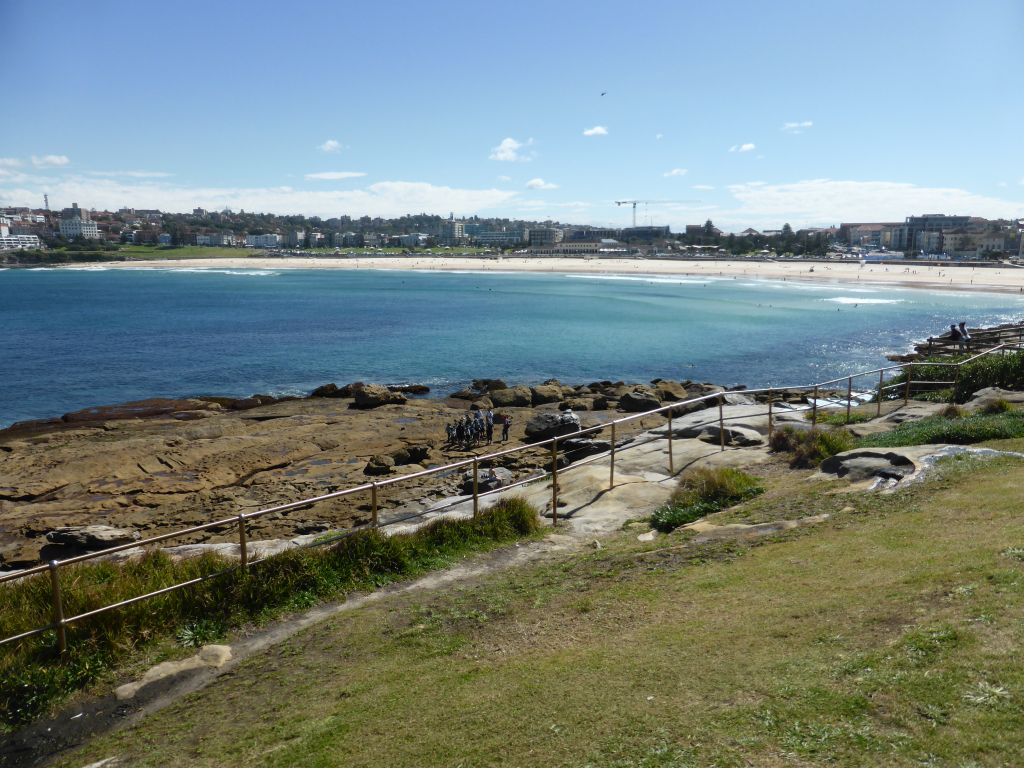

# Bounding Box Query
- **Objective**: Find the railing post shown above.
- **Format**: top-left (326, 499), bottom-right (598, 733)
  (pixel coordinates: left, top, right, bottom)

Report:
top-left (846, 376), bottom-right (853, 424)
top-left (877, 370), bottom-right (884, 416)
top-left (904, 366), bottom-right (912, 405)
top-left (667, 412), bottom-right (674, 474)
top-left (370, 482), bottom-right (379, 528)
top-left (609, 422), bottom-right (616, 489)
top-left (718, 395), bottom-right (725, 451)
top-left (811, 386), bottom-right (818, 427)
top-left (472, 457), bottom-right (479, 518)
top-left (237, 514), bottom-right (248, 570)
top-left (550, 439), bottom-right (559, 526)
top-left (767, 390), bottom-right (774, 443)
top-left (49, 561), bottom-right (67, 654)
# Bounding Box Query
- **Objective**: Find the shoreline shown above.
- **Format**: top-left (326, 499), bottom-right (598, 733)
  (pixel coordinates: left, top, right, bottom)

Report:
top-left (49, 255), bottom-right (1024, 295)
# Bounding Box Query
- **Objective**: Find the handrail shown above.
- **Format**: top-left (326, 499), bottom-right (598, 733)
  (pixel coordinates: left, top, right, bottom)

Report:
top-left (2, 340), bottom-right (1021, 652)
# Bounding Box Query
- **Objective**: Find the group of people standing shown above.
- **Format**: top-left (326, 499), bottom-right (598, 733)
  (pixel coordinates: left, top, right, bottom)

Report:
top-left (947, 321), bottom-right (972, 352)
top-left (446, 409), bottom-right (512, 447)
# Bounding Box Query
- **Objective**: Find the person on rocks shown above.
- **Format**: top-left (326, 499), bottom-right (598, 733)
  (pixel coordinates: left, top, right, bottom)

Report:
top-left (947, 324), bottom-right (962, 349)
top-left (501, 414), bottom-right (511, 442)
top-left (958, 321), bottom-right (971, 352)
top-left (485, 409), bottom-right (495, 444)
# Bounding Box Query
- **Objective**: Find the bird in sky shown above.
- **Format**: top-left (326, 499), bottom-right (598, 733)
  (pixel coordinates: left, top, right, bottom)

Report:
top-left (601, 91), bottom-right (607, 96)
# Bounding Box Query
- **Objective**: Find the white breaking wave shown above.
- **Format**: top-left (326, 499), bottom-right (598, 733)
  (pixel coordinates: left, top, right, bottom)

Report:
top-left (571, 274), bottom-right (714, 285)
top-left (824, 297), bottom-right (903, 305)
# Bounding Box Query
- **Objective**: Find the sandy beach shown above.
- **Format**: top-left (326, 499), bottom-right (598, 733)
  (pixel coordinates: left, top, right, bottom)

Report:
top-left (81, 256), bottom-right (1024, 295)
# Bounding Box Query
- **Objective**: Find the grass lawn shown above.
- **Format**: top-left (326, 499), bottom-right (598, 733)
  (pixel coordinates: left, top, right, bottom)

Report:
top-left (116, 245), bottom-right (252, 260)
top-left (54, 454), bottom-right (1024, 767)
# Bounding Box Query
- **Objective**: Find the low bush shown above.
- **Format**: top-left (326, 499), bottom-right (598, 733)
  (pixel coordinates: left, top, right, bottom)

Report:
top-left (769, 426), bottom-right (855, 468)
top-left (651, 467), bottom-right (764, 533)
top-left (940, 404), bottom-right (966, 419)
top-left (0, 497), bottom-right (540, 729)
top-left (952, 352), bottom-right (1024, 403)
top-left (981, 398), bottom-right (1014, 415)
top-left (804, 410), bottom-right (873, 426)
top-left (857, 411), bottom-right (1024, 448)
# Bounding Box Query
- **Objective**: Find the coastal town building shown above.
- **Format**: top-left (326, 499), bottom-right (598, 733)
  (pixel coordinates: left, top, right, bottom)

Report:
top-left (284, 230), bottom-right (306, 248)
top-left (308, 232), bottom-right (324, 248)
top-left (475, 229), bottom-right (528, 247)
top-left (439, 219), bottom-right (465, 245)
top-left (0, 234), bottom-right (43, 250)
top-left (58, 203), bottom-right (101, 240)
top-left (245, 233), bottom-right (282, 248)
top-left (195, 233), bottom-right (237, 246)
top-left (528, 227), bottom-right (564, 246)
top-left (0, 215), bottom-right (8, 237)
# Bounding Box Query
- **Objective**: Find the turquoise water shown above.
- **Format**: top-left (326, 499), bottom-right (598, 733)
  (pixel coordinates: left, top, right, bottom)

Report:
top-left (0, 265), bottom-right (1021, 427)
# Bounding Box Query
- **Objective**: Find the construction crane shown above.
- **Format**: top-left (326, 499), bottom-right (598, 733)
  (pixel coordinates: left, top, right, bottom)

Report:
top-left (615, 199), bottom-right (698, 227)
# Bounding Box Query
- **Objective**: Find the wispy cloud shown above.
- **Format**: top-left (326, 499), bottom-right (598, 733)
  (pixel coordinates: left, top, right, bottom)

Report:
top-left (304, 171), bottom-right (367, 181)
top-left (692, 184), bottom-right (715, 190)
top-left (497, 175), bottom-right (512, 182)
top-left (31, 154), bottom-right (70, 167)
top-left (87, 170), bottom-right (174, 178)
top-left (781, 120), bottom-right (813, 134)
top-left (655, 133), bottom-right (664, 140)
top-left (583, 126), bottom-right (608, 137)
top-left (489, 137), bottom-right (534, 162)
top-left (0, 158), bottom-right (22, 168)
top-left (317, 139), bottom-right (342, 153)
top-left (0, 176), bottom-right (518, 219)
top-left (663, 168), bottom-right (687, 177)
top-left (526, 178), bottom-right (558, 190)
top-left (729, 143), bottom-right (756, 153)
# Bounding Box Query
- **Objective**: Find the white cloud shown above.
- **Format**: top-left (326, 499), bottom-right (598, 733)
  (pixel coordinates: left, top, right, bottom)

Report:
top-left (0, 158), bottom-right (22, 168)
top-left (0, 176), bottom-right (518, 219)
top-left (583, 125), bottom-right (608, 137)
top-left (692, 184), bottom-right (715, 190)
top-left (31, 154), bottom-right (70, 167)
top-left (489, 137), bottom-right (534, 162)
top-left (318, 139), bottom-right (341, 153)
top-left (304, 171), bottom-right (367, 180)
top-left (655, 133), bottom-right (664, 140)
top-left (663, 168), bottom-right (688, 177)
top-left (721, 178), bottom-right (1024, 230)
top-left (86, 170), bottom-right (174, 178)
top-left (781, 121), bottom-right (813, 134)
top-left (728, 143), bottom-right (756, 153)
top-left (497, 175), bottom-right (512, 182)
top-left (525, 177), bottom-right (558, 190)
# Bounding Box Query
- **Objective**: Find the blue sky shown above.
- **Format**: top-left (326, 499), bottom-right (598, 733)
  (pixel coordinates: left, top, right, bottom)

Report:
top-left (2, 0), bottom-right (1022, 230)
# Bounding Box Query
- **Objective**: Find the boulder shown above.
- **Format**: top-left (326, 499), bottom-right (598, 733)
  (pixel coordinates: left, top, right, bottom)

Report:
top-left (490, 386), bottom-right (533, 408)
top-left (460, 466), bottom-right (513, 494)
top-left (561, 437), bottom-right (612, 459)
top-left (560, 397), bottom-right (598, 412)
top-left (470, 397), bottom-right (493, 411)
top-left (964, 387), bottom-right (1024, 413)
top-left (653, 380), bottom-right (689, 402)
top-left (363, 454), bottom-right (395, 476)
top-left (61, 398), bottom-right (220, 423)
top-left (449, 388), bottom-right (477, 400)
top-left (388, 384), bottom-right (430, 395)
top-left (46, 525), bottom-right (140, 550)
top-left (351, 383), bottom-right (407, 409)
top-left (723, 392), bottom-right (755, 406)
top-left (472, 378), bottom-right (507, 393)
top-left (391, 445), bottom-right (432, 465)
top-left (819, 449), bottom-right (915, 482)
top-left (531, 385), bottom-right (564, 405)
top-left (695, 425), bottom-right (764, 447)
top-left (618, 387), bottom-right (662, 413)
top-left (310, 382), bottom-right (344, 398)
top-left (523, 410), bottom-right (582, 442)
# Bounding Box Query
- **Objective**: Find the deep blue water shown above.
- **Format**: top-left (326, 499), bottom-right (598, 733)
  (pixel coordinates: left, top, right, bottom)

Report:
top-left (1, 265), bottom-right (1021, 427)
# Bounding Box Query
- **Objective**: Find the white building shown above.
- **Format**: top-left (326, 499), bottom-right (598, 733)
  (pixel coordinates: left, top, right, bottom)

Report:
top-left (58, 203), bottom-right (101, 240)
top-left (0, 215), bottom-right (9, 237)
top-left (0, 234), bottom-right (43, 250)
top-left (195, 233), bottom-right (237, 246)
top-left (245, 233), bottom-right (282, 248)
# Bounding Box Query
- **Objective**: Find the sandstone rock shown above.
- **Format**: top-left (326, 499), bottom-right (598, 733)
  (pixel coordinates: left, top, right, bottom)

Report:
top-left (363, 454), bottom-right (395, 476)
top-left (311, 383), bottom-right (346, 398)
top-left (449, 388), bottom-right (477, 400)
top-left (352, 383), bottom-right (407, 409)
top-left (695, 425), bottom-right (764, 447)
top-left (62, 398), bottom-right (220, 423)
top-left (470, 397), bottom-right (493, 411)
top-left (46, 525), bottom-right (140, 550)
top-left (490, 386), bottom-right (533, 407)
top-left (392, 445), bottom-right (432, 465)
top-left (653, 380), bottom-right (689, 402)
top-left (723, 392), bottom-right (755, 405)
top-left (388, 384), bottom-right (430, 395)
top-left (460, 466), bottom-right (513, 493)
top-left (531, 385), bottom-right (564, 405)
top-left (819, 449), bottom-right (915, 482)
top-left (964, 387), bottom-right (1024, 413)
top-left (523, 410), bottom-right (582, 442)
top-left (561, 437), bottom-right (612, 459)
top-left (618, 387), bottom-right (662, 413)
top-left (472, 378), bottom-right (507, 393)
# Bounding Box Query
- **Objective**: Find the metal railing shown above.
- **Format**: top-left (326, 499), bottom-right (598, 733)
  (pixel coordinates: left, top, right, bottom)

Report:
top-left (3, 341), bottom-right (1022, 654)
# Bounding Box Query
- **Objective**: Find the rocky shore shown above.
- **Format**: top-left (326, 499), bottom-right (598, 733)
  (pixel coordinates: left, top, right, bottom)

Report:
top-left (0, 377), bottom-right (815, 569)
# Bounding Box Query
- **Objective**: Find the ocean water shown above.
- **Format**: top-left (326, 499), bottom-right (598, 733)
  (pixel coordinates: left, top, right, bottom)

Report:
top-left (1, 265), bottom-right (1021, 427)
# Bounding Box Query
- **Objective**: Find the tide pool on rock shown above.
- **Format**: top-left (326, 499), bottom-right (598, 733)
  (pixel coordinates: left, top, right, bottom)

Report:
top-left (1, 266), bottom-right (1022, 426)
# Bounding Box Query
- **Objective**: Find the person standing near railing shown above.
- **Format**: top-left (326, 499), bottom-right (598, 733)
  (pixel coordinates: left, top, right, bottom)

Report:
top-left (958, 322), bottom-right (971, 352)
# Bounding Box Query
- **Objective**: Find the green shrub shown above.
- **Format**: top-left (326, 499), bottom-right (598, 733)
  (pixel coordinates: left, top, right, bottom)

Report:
top-left (0, 498), bottom-right (540, 728)
top-left (769, 426), bottom-right (855, 468)
top-left (804, 410), bottom-right (873, 426)
top-left (857, 411), bottom-right (1024, 448)
top-left (952, 352), bottom-right (1024, 403)
top-left (940, 404), bottom-right (966, 419)
top-left (981, 398), bottom-right (1013, 415)
top-left (651, 468), bottom-right (764, 533)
